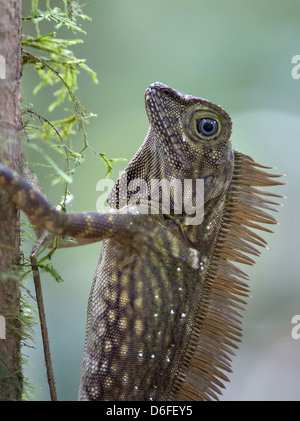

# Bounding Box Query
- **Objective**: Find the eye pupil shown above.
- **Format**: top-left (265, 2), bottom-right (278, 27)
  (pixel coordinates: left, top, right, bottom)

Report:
top-left (196, 118), bottom-right (218, 137)
top-left (203, 121), bottom-right (214, 132)
top-left (162, 88), bottom-right (171, 95)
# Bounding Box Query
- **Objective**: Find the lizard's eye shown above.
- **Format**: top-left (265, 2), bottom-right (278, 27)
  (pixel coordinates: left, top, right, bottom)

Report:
top-left (196, 118), bottom-right (218, 137)
top-left (182, 103), bottom-right (230, 146)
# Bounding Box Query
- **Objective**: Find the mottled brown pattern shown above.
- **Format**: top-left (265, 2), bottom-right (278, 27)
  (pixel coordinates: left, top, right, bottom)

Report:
top-left (0, 83), bottom-right (284, 400)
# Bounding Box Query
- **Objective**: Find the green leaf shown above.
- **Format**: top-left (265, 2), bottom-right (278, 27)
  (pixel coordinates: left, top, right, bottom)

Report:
top-left (26, 142), bottom-right (73, 184)
top-left (37, 263), bottom-right (64, 283)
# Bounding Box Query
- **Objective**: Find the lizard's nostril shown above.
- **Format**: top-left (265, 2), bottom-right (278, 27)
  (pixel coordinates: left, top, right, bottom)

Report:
top-left (162, 88), bottom-right (171, 95)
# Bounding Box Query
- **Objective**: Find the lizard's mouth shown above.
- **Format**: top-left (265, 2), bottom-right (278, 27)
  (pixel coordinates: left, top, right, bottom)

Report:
top-left (144, 85), bottom-right (158, 122)
top-left (144, 82), bottom-right (175, 122)
top-left (144, 88), bottom-right (152, 118)
top-left (144, 83), bottom-right (189, 166)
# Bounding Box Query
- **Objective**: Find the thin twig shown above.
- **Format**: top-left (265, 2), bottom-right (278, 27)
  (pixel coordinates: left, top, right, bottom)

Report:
top-left (30, 251), bottom-right (57, 401)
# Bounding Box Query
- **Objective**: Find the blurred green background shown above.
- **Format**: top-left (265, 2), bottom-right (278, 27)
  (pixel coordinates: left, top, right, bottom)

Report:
top-left (21, 0), bottom-right (299, 400)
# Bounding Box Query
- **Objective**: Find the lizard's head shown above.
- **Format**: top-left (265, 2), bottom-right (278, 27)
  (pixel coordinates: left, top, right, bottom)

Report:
top-left (145, 82), bottom-right (234, 203)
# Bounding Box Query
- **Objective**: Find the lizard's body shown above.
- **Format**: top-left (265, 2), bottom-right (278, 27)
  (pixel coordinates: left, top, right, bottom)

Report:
top-left (0, 82), bottom-right (284, 400)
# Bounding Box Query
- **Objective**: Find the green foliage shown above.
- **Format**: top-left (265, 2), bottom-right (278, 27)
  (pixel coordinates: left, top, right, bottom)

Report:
top-left (19, 288), bottom-right (41, 400)
top-left (21, 1), bottom-right (98, 276)
top-left (22, 0), bottom-right (124, 190)
top-left (19, 1), bottom-right (126, 399)
top-left (21, 0), bottom-right (126, 291)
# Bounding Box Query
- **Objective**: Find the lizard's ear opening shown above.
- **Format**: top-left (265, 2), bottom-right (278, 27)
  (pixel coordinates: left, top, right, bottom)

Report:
top-left (182, 103), bottom-right (231, 146)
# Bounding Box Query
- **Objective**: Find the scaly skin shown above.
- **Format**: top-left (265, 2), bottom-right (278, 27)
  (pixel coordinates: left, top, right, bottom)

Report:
top-left (0, 82), bottom-right (284, 400)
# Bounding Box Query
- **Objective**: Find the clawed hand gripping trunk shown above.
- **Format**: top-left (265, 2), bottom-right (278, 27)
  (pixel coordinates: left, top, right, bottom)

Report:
top-left (0, 82), bottom-right (284, 400)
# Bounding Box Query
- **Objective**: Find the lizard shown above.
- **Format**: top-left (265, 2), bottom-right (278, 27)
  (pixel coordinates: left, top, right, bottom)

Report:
top-left (0, 82), bottom-right (284, 400)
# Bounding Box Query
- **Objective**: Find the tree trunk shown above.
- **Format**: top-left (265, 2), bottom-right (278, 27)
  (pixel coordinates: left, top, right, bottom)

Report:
top-left (0, 0), bottom-right (23, 400)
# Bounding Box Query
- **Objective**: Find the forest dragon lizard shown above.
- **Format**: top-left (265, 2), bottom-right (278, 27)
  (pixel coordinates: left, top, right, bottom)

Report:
top-left (0, 82), bottom-right (284, 400)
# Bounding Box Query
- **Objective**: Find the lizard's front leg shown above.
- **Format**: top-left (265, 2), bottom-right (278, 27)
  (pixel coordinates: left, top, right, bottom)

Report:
top-left (0, 164), bottom-right (138, 244)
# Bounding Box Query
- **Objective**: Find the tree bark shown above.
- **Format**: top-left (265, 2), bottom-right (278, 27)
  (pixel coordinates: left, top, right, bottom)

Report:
top-left (0, 0), bottom-right (23, 400)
